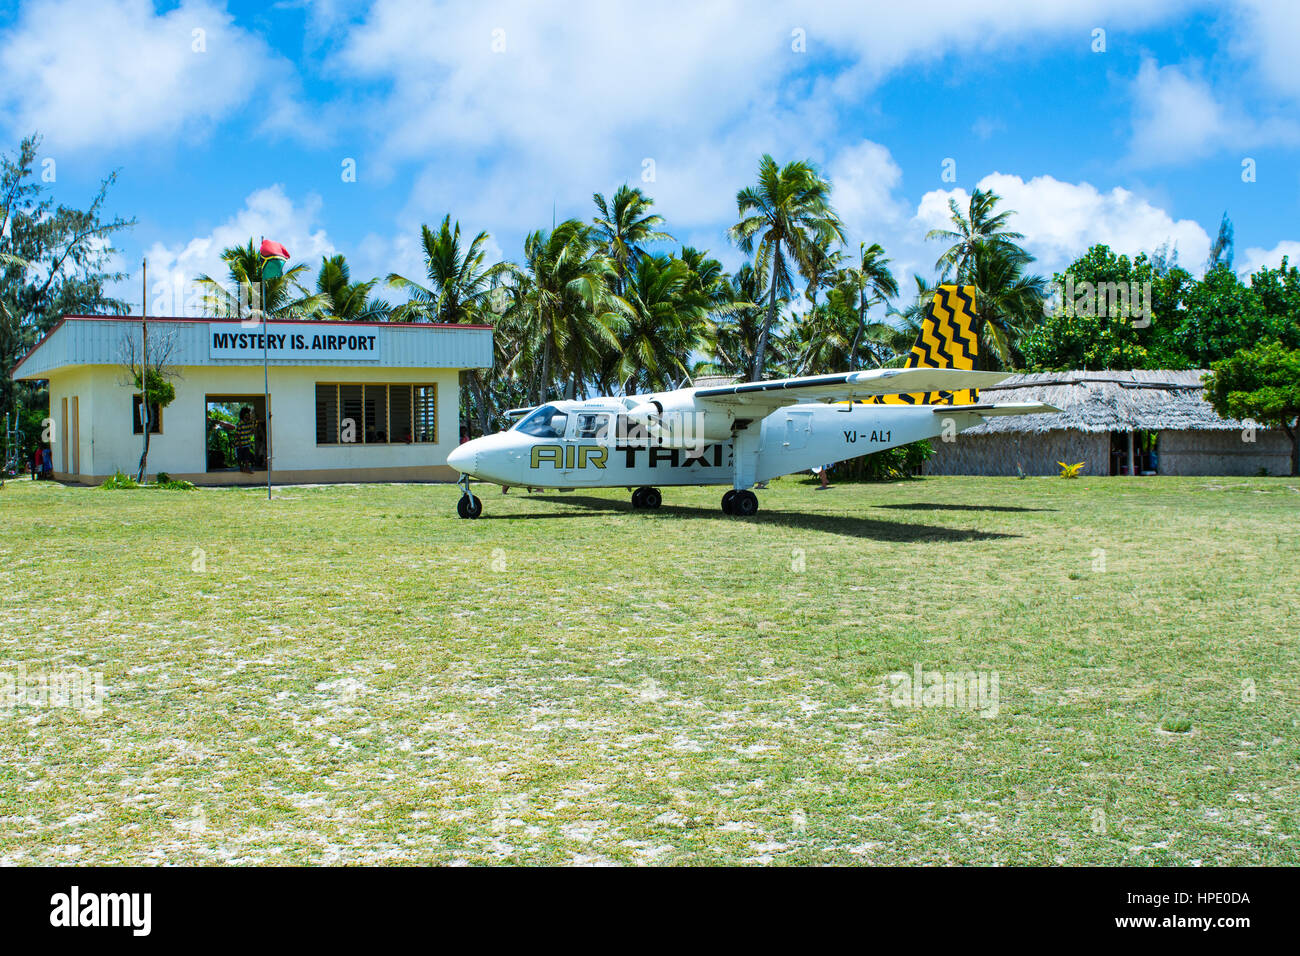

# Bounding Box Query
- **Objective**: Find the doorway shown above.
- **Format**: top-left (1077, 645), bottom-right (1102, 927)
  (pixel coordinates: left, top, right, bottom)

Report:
top-left (205, 395), bottom-right (270, 472)
top-left (1109, 430), bottom-right (1157, 475)
top-left (70, 396), bottom-right (80, 475)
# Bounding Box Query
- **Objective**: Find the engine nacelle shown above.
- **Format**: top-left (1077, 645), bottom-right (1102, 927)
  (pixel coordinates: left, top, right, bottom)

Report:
top-left (624, 391), bottom-right (734, 447)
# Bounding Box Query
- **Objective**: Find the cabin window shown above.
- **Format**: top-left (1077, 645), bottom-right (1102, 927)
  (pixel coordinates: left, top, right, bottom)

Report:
top-left (574, 412), bottom-right (610, 440)
top-left (315, 383), bottom-right (436, 444)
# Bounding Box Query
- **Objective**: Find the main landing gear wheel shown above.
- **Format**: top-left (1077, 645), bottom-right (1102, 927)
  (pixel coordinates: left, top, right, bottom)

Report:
top-left (730, 489), bottom-right (758, 517)
top-left (721, 489), bottom-right (738, 514)
top-left (631, 486), bottom-right (662, 509)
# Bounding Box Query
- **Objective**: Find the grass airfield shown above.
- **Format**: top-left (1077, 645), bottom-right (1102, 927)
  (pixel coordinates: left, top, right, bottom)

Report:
top-left (0, 475), bottom-right (1297, 865)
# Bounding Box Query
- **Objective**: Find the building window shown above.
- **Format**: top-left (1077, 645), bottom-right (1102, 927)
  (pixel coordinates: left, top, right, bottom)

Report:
top-left (132, 395), bottom-right (162, 434)
top-left (414, 386), bottom-right (436, 443)
top-left (314, 383), bottom-right (436, 445)
top-left (315, 383), bottom-right (338, 444)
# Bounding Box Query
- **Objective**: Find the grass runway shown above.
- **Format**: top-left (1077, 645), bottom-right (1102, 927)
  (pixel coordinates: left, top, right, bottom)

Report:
top-left (1, 475), bottom-right (1296, 864)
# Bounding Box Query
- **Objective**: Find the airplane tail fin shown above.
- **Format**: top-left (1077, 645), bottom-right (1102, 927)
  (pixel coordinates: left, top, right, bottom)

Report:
top-left (866, 284), bottom-right (978, 405)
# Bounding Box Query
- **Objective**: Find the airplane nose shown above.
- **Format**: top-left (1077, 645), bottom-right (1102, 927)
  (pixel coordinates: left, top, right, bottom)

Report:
top-left (446, 442), bottom-right (476, 474)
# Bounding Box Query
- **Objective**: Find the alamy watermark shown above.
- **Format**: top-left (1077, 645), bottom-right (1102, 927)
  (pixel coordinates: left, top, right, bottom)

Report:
top-left (887, 663), bottom-right (1000, 718)
top-left (1044, 275), bottom-right (1153, 328)
top-left (1, 665), bottom-right (105, 716)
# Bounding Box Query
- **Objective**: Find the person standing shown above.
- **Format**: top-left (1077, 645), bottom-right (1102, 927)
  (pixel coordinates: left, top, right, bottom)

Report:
top-left (234, 407), bottom-right (256, 474)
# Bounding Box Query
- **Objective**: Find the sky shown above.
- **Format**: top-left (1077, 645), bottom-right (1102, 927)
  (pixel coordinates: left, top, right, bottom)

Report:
top-left (2, 0), bottom-right (1298, 317)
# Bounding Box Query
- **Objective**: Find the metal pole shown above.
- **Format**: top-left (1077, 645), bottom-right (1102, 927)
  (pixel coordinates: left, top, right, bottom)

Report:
top-left (262, 272), bottom-right (271, 500)
top-left (141, 258), bottom-right (148, 483)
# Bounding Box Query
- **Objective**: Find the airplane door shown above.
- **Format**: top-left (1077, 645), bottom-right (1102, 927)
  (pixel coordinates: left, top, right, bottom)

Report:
top-left (783, 410), bottom-right (813, 450)
top-left (563, 411), bottom-right (613, 484)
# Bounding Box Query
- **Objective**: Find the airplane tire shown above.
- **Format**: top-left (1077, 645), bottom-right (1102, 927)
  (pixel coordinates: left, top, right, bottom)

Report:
top-left (630, 487), bottom-right (646, 508)
top-left (732, 490), bottom-right (758, 517)
top-left (642, 487), bottom-right (662, 509)
top-left (457, 494), bottom-right (482, 519)
top-left (721, 490), bottom-right (737, 514)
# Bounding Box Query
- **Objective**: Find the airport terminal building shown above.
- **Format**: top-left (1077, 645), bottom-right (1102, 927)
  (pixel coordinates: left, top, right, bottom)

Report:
top-left (11, 315), bottom-right (493, 485)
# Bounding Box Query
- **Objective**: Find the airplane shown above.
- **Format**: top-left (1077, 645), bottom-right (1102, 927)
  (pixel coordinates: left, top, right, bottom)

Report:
top-left (446, 285), bottom-right (1060, 518)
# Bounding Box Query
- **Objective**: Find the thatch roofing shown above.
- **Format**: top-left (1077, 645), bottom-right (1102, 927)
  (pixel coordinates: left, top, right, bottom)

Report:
top-left (962, 369), bottom-right (1243, 435)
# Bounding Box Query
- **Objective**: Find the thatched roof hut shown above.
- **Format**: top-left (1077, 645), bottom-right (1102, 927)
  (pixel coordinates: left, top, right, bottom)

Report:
top-left (960, 369), bottom-right (1240, 434)
top-left (927, 370), bottom-right (1292, 476)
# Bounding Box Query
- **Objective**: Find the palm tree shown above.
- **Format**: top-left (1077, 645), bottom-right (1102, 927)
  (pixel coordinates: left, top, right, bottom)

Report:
top-left (785, 299), bottom-right (856, 376)
top-left (802, 236), bottom-right (843, 309)
top-left (924, 189), bottom-right (1046, 368)
top-left (615, 254), bottom-right (711, 393)
top-left (196, 240), bottom-right (324, 319)
top-left (316, 255), bottom-right (392, 321)
top-left (592, 185), bottom-right (674, 294)
top-left (964, 240), bottom-right (1047, 368)
top-left (677, 246), bottom-right (734, 313)
top-left (925, 187), bottom-right (1025, 281)
top-left (697, 263), bottom-right (769, 381)
top-left (386, 215), bottom-right (514, 433)
top-left (501, 219), bottom-right (623, 403)
top-left (387, 215), bottom-right (509, 323)
top-left (836, 242), bottom-right (899, 369)
top-left (729, 154), bottom-right (845, 381)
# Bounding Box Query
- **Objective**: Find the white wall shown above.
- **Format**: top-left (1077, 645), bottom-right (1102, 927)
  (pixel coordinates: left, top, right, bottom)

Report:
top-left (47, 365), bottom-right (98, 477)
top-left (47, 363), bottom-right (463, 481)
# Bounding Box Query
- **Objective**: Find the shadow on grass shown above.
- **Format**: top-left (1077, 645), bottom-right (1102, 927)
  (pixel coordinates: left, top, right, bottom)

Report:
top-left (874, 502), bottom-right (1053, 514)
top-left (498, 495), bottom-right (1017, 542)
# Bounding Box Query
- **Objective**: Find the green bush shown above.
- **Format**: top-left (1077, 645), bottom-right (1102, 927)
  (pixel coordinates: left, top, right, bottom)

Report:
top-left (833, 440), bottom-right (934, 482)
top-left (99, 470), bottom-right (195, 490)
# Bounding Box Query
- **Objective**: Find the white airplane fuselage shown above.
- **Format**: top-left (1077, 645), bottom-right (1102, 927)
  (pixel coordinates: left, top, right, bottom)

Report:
top-left (448, 398), bottom-right (984, 491)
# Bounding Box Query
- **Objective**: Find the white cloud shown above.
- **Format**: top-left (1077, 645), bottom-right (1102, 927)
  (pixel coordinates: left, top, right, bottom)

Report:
top-left (1237, 240), bottom-right (1300, 276)
top-left (332, 0), bottom-right (1198, 254)
top-left (0, 0), bottom-right (302, 149)
top-left (915, 173), bottom-right (1212, 275)
top-left (337, 0), bottom-right (1194, 163)
top-left (143, 185), bottom-right (335, 316)
top-left (1128, 56), bottom-right (1300, 166)
top-left (1227, 0), bottom-right (1300, 101)
top-left (828, 141), bottom-right (910, 236)
top-left (1129, 59), bottom-right (1229, 165)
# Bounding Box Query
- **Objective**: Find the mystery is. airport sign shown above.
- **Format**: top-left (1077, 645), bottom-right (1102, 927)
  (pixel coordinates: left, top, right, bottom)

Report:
top-left (208, 322), bottom-right (383, 362)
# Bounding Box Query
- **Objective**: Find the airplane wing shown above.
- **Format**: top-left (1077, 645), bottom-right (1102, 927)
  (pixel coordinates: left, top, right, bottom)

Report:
top-left (692, 368), bottom-right (1013, 416)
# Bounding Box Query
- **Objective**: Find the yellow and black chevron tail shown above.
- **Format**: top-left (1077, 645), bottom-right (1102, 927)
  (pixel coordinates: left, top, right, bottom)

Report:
top-left (865, 284), bottom-right (979, 405)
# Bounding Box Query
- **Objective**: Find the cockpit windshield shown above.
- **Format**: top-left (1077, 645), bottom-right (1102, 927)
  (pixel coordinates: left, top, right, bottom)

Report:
top-left (513, 404), bottom-right (569, 438)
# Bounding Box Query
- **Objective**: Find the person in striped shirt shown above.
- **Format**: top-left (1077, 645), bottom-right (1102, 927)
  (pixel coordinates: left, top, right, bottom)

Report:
top-left (234, 406), bottom-right (256, 474)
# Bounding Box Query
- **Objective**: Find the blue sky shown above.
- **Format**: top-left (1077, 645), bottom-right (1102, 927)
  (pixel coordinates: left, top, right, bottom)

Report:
top-left (2, 0), bottom-right (1298, 316)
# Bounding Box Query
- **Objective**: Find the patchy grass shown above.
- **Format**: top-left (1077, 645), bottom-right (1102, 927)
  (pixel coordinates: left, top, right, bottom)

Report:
top-left (0, 475), bottom-right (1297, 865)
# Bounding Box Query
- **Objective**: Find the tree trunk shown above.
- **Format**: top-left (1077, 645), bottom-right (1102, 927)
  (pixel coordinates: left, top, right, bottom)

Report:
top-left (849, 292), bottom-right (866, 370)
top-left (465, 371), bottom-right (491, 436)
top-left (136, 426), bottom-right (150, 484)
top-left (538, 334), bottom-right (551, 406)
top-left (752, 270), bottom-right (779, 382)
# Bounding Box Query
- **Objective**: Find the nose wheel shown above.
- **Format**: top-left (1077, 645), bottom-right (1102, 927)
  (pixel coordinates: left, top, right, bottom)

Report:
top-left (631, 486), bottom-right (662, 509)
top-left (456, 474), bottom-right (482, 519)
top-left (721, 489), bottom-right (757, 516)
